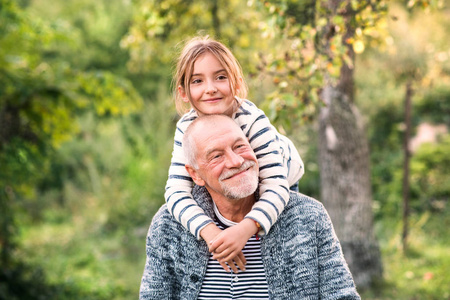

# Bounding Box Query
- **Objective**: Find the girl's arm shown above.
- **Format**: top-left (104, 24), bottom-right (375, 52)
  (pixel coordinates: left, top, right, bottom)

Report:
top-left (164, 116), bottom-right (214, 239)
top-left (238, 100), bottom-right (290, 235)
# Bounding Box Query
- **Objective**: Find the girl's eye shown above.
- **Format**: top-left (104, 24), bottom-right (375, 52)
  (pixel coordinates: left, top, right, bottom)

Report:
top-left (192, 78), bottom-right (202, 84)
top-left (217, 75), bottom-right (227, 80)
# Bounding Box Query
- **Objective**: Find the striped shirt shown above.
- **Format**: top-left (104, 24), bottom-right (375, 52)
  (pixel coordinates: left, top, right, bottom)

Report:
top-left (164, 98), bottom-right (304, 239)
top-left (198, 205), bottom-right (269, 299)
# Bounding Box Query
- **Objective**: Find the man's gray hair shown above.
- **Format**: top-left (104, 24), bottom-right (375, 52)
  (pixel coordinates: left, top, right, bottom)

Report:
top-left (182, 121), bottom-right (199, 169)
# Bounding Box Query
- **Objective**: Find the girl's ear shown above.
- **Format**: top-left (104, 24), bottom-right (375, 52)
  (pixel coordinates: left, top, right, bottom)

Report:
top-left (178, 86), bottom-right (189, 103)
top-left (185, 165), bottom-right (205, 186)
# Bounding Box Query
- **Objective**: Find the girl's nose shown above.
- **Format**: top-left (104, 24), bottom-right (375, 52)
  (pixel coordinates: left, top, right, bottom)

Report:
top-left (205, 81), bottom-right (218, 94)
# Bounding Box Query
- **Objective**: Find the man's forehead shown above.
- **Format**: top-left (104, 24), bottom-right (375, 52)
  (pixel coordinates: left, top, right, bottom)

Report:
top-left (194, 117), bottom-right (240, 137)
top-left (193, 121), bottom-right (245, 149)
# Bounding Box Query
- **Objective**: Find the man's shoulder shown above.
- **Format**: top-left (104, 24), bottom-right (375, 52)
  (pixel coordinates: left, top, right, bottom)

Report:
top-left (289, 191), bottom-right (324, 207)
top-left (286, 191), bottom-right (327, 217)
top-left (152, 203), bottom-right (171, 218)
top-left (147, 204), bottom-right (181, 234)
top-left (265, 192), bottom-right (330, 245)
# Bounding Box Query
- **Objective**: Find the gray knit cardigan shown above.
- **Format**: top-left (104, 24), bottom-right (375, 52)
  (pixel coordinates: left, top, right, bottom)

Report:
top-left (139, 187), bottom-right (361, 299)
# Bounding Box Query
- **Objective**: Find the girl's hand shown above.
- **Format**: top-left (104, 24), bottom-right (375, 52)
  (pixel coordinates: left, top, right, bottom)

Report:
top-left (217, 251), bottom-right (247, 273)
top-left (200, 223), bottom-right (245, 272)
top-left (209, 219), bottom-right (258, 272)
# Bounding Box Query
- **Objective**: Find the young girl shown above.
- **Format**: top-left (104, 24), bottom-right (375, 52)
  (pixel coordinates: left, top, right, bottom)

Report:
top-left (165, 36), bottom-right (304, 272)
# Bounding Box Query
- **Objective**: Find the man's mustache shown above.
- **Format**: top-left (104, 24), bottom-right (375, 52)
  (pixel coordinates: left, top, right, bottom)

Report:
top-left (219, 160), bottom-right (256, 181)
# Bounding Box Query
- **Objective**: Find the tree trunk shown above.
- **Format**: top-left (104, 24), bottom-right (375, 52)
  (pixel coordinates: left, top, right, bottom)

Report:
top-left (402, 81), bottom-right (413, 252)
top-left (318, 86), bottom-right (383, 288)
top-left (318, 58), bottom-right (383, 288)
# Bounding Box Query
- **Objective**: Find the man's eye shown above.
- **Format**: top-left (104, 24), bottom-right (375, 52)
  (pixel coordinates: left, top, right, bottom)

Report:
top-left (210, 154), bottom-right (221, 161)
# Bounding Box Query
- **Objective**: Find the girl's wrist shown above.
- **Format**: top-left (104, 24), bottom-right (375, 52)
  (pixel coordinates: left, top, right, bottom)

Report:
top-left (200, 222), bottom-right (221, 243)
top-left (240, 218), bottom-right (259, 239)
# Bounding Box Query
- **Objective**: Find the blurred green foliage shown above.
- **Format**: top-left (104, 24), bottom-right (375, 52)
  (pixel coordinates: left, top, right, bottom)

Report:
top-left (410, 135), bottom-right (450, 211)
top-left (122, 0), bottom-right (270, 77)
top-left (416, 85), bottom-right (450, 126)
top-left (254, 0), bottom-right (391, 128)
top-left (0, 0), bottom-right (449, 299)
top-left (0, 0), bottom-right (143, 298)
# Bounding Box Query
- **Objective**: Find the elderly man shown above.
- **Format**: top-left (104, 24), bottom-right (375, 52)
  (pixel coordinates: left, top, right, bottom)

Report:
top-left (139, 115), bottom-right (360, 299)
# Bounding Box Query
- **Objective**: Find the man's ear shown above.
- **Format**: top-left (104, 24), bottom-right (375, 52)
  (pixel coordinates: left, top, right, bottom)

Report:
top-left (185, 164), bottom-right (205, 186)
top-left (178, 86), bottom-right (189, 103)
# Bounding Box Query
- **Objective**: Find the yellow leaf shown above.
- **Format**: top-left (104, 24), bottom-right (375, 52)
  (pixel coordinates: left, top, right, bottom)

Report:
top-left (353, 40), bottom-right (365, 54)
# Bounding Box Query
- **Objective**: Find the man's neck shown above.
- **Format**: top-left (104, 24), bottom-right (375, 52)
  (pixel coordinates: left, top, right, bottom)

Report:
top-left (212, 194), bottom-right (255, 223)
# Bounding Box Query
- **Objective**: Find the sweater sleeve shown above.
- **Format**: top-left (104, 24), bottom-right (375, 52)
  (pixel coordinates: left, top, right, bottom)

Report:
top-left (316, 203), bottom-right (361, 299)
top-left (237, 100), bottom-right (290, 236)
top-left (139, 205), bottom-right (209, 299)
top-left (139, 207), bottom-right (174, 299)
top-left (164, 114), bottom-right (214, 239)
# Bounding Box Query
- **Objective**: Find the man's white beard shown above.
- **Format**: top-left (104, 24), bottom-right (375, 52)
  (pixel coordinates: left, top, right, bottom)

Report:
top-left (219, 161), bottom-right (258, 200)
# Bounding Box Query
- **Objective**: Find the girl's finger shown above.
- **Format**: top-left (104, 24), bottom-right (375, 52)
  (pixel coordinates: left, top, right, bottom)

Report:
top-left (219, 261), bottom-right (230, 273)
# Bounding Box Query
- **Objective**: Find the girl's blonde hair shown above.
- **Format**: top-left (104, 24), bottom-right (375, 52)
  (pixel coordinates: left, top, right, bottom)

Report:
top-left (173, 36), bottom-right (248, 116)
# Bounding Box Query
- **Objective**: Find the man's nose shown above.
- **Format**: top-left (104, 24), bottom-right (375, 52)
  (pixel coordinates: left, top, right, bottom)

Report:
top-left (225, 151), bottom-right (244, 168)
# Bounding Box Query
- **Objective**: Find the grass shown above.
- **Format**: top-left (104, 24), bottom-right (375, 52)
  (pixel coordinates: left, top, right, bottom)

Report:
top-left (361, 209), bottom-right (450, 300)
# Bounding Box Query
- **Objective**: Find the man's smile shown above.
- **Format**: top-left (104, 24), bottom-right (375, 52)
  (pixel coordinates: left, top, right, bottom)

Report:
top-left (220, 161), bottom-right (256, 181)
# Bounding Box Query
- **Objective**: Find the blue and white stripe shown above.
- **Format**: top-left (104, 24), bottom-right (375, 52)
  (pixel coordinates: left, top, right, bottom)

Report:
top-left (198, 217), bottom-right (269, 300)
